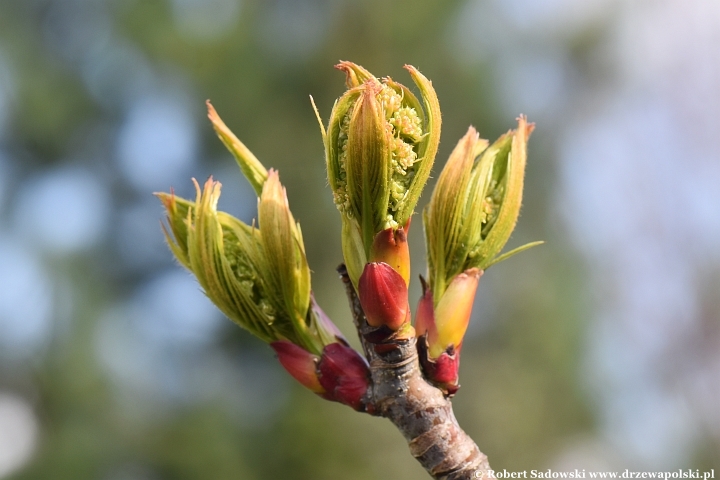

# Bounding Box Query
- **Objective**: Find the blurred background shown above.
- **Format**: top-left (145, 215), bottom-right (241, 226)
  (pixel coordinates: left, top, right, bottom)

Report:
top-left (0, 0), bottom-right (718, 478)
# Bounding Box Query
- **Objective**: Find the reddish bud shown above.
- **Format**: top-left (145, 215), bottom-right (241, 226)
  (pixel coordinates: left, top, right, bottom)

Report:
top-left (418, 339), bottom-right (461, 395)
top-left (271, 341), bottom-right (325, 394)
top-left (369, 227), bottom-right (410, 286)
top-left (358, 262), bottom-right (409, 330)
top-left (317, 343), bottom-right (371, 411)
top-left (415, 271), bottom-right (479, 395)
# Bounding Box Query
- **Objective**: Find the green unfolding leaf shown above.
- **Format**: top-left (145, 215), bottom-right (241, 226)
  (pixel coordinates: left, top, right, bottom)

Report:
top-left (424, 116), bottom-right (538, 300)
top-left (207, 101), bottom-right (268, 196)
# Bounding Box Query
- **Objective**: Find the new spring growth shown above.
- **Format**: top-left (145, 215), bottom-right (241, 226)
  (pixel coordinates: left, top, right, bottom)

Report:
top-left (424, 117), bottom-right (540, 303)
top-left (317, 61), bottom-right (441, 288)
top-left (158, 102), bottom-right (371, 409)
top-left (357, 225), bottom-right (412, 334)
top-left (417, 117), bottom-right (541, 392)
top-left (157, 173), bottom-right (333, 355)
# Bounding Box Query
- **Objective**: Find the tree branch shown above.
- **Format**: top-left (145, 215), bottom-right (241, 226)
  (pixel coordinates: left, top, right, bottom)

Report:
top-left (337, 265), bottom-right (492, 480)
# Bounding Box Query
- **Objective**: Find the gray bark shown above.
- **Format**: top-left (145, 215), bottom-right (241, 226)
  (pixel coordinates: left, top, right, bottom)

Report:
top-left (338, 265), bottom-right (492, 480)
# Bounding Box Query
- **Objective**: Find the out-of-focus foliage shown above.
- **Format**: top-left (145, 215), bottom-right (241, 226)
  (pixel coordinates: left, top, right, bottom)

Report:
top-left (0, 0), bottom-right (717, 479)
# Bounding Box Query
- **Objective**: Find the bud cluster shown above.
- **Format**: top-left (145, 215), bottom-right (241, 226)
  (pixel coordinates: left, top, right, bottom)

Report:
top-left (417, 118), bottom-right (540, 393)
top-left (157, 102), bottom-right (370, 410)
top-left (424, 119), bottom-right (538, 301)
top-left (319, 62), bottom-right (440, 288)
top-left (158, 62), bottom-right (539, 410)
top-left (311, 62), bottom-right (441, 350)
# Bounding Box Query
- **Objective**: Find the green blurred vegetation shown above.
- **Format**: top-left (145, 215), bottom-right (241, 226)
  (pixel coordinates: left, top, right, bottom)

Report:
top-left (0, 1), bottom-right (596, 478)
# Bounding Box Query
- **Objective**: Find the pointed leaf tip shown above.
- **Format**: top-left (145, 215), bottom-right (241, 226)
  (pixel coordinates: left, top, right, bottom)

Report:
top-left (206, 100), bottom-right (268, 196)
top-left (335, 61), bottom-right (377, 88)
top-left (309, 95), bottom-right (326, 142)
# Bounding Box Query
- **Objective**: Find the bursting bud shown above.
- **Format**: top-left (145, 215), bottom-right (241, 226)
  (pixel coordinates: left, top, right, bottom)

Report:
top-left (317, 62), bottom-right (441, 287)
top-left (424, 117), bottom-right (541, 302)
top-left (158, 177), bottom-right (283, 345)
top-left (157, 103), bottom-right (340, 356)
top-left (160, 99), bottom-right (367, 410)
top-left (418, 116), bottom-right (539, 393)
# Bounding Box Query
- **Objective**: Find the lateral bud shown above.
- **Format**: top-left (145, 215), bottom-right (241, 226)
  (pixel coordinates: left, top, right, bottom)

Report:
top-left (358, 262), bottom-right (410, 331)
